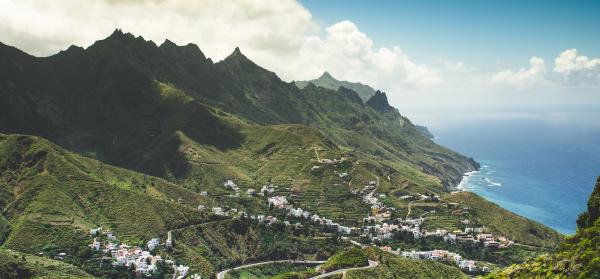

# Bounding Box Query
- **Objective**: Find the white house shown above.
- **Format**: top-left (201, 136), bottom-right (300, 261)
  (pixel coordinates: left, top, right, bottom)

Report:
top-left (147, 238), bottom-right (160, 251)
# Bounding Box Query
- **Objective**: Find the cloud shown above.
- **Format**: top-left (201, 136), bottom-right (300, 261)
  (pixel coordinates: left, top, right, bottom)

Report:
top-left (0, 0), bottom-right (315, 60)
top-left (492, 49), bottom-right (600, 90)
top-left (286, 20), bottom-right (441, 90)
top-left (492, 57), bottom-right (549, 89)
top-left (554, 49), bottom-right (600, 73)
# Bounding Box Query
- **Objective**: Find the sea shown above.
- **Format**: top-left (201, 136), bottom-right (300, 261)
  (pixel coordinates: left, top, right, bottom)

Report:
top-left (414, 111), bottom-right (600, 234)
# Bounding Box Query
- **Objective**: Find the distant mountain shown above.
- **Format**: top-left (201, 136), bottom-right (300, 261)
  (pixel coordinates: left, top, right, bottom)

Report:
top-left (295, 71), bottom-right (376, 102)
top-left (487, 177), bottom-right (600, 279)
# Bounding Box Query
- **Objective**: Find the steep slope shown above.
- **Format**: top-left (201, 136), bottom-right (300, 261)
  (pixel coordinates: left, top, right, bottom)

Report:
top-left (295, 71), bottom-right (376, 102)
top-left (0, 134), bottom-right (209, 256)
top-left (486, 177), bottom-right (600, 278)
top-left (346, 247), bottom-right (468, 279)
top-left (0, 248), bottom-right (92, 278)
top-left (446, 192), bottom-right (561, 247)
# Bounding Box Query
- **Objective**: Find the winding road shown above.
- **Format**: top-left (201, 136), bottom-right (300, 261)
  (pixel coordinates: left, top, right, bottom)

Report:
top-left (405, 201), bottom-right (414, 219)
top-left (216, 260), bottom-right (325, 279)
top-left (309, 260), bottom-right (379, 279)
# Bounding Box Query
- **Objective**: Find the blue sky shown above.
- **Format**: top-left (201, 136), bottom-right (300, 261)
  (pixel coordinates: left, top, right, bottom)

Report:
top-left (301, 0), bottom-right (600, 69)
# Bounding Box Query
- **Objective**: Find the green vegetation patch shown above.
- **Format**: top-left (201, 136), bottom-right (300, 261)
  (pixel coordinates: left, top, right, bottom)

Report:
top-left (320, 247), bottom-right (369, 272)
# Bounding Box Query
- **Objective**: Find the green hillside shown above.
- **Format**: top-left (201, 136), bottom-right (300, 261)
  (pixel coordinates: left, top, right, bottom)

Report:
top-left (0, 134), bottom-right (210, 260)
top-left (345, 247), bottom-right (468, 279)
top-left (0, 248), bottom-right (92, 279)
top-left (485, 177), bottom-right (600, 279)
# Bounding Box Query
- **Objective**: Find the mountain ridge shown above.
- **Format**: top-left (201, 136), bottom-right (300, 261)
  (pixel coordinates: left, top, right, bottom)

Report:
top-left (295, 71), bottom-right (377, 102)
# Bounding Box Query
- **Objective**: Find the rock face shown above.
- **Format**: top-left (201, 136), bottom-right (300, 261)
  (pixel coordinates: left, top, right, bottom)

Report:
top-left (366, 90), bottom-right (394, 112)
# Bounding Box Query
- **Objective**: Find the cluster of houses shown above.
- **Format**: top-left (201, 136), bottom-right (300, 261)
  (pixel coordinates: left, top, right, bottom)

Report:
top-left (398, 193), bottom-right (441, 202)
top-left (379, 247), bottom-right (490, 274)
top-left (265, 195), bottom-right (354, 234)
top-left (356, 179), bottom-right (514, 250)
top-left (87, 228), bottom-right (193, 278)
top-left (223, 180), bottom-right (240, 192)
top-left (449, 227), bottom-right (514, 248)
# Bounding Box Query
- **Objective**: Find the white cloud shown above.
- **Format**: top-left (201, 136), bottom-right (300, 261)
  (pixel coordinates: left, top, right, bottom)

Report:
top-left (492, 49), bottom-right (600, 90)
top-left (492, 57), bottom-right (549, 89)
top-left (554, 49), bottom-right (600, 73)
top-left (286, 20), bottom-right (441, 90)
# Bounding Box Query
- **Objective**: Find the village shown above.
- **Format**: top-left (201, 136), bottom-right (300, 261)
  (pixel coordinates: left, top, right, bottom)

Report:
top-left (204, 175), bottom-right (510, 274)
top-left (87, 227), bottom-right (200, 278)
top-left (76, 168), bottom-right (510, 278)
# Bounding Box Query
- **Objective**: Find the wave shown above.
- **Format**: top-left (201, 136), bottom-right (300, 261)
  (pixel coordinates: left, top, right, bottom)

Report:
top-left (483, 177), bottom-right (502, 187)
top-left (455, 170), bottom-right (479, 190)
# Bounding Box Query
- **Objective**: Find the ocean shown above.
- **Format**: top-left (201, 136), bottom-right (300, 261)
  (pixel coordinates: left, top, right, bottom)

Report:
top-left (416, 112), bottom-right (600, 234)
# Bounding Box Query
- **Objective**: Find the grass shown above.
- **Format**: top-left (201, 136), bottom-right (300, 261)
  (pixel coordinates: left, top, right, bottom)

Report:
top-left (0, 248), bottom-right (92, 278)
top-left (224, 262), bottom-right (318, 279)
top-left (445, 192), bottom-right (562, 247)
top-left (344, 247), bottom-right (468, 279)
top-left (320, 247), bottom-right (369, 272)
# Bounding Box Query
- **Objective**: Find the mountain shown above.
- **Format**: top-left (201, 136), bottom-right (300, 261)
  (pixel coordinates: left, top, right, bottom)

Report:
top-left (486, 177), bottom-right (600, 279)
top-left (0, 29), bottom-right (477, 191)
top-left (295, 71), bottom-right (376, 102)
top-left (0, 30), bottom-right (564, 277)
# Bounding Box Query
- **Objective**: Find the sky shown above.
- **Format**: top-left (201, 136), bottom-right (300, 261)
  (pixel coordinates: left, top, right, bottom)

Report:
top-left (1, 0), bottom-right (598, 122)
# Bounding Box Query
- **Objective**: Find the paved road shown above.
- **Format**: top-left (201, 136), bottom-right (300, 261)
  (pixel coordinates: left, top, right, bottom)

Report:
top-left (216, 260), bottom-right (325, 279)
top-left (309, 260), bottom-right (379, 279)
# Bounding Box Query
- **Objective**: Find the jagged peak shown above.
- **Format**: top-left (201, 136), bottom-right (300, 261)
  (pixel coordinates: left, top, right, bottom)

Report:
top-left (319, 71), bottom-right (334, 79)
top-left (222, 46), bottom-right (254, 65)
top-left (159, 39), bottom-right (207, 61)
top-left (337, 86), bottom-right (363, 104)
top-left (160, 39), bottom-right (177, 48)
top-left (366, 90), bottom-right (393, 112)
top-left (227, 46), bottom-right (245, 59)
top-left (107, 28), bottom-right (133, 40)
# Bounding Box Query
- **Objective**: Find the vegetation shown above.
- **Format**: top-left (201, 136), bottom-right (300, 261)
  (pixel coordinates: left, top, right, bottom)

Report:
top-left (320, 247), bottom-right (369, 272)
top-left (486, 177), bottom-right (600, 278)
top-left (224, 262), bottom-right (318, 279)
top-left (445, 192), bottom-right (562, 248)
top-left (0, 248), bottom-right (91, 278)
top-left (344, 247), bottom-right (468, 279)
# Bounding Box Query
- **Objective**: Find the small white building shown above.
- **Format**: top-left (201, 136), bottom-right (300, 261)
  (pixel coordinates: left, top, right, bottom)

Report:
top-left (90, 227), bottom-right (102, 236)
top-left (147, 238), bottom-right (160, 251)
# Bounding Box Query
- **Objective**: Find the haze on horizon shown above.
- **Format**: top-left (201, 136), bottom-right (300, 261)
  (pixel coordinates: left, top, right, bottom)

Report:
top-left (2, 0), bottom-right (598, 123)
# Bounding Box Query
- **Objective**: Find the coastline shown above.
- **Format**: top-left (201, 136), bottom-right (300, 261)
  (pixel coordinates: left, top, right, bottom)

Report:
top-left (453, 169), bottom-right (479, 192)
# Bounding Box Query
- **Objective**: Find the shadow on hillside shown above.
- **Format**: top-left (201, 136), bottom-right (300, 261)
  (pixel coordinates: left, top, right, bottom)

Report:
top-left (0, 69), bottom-right (245, 180)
